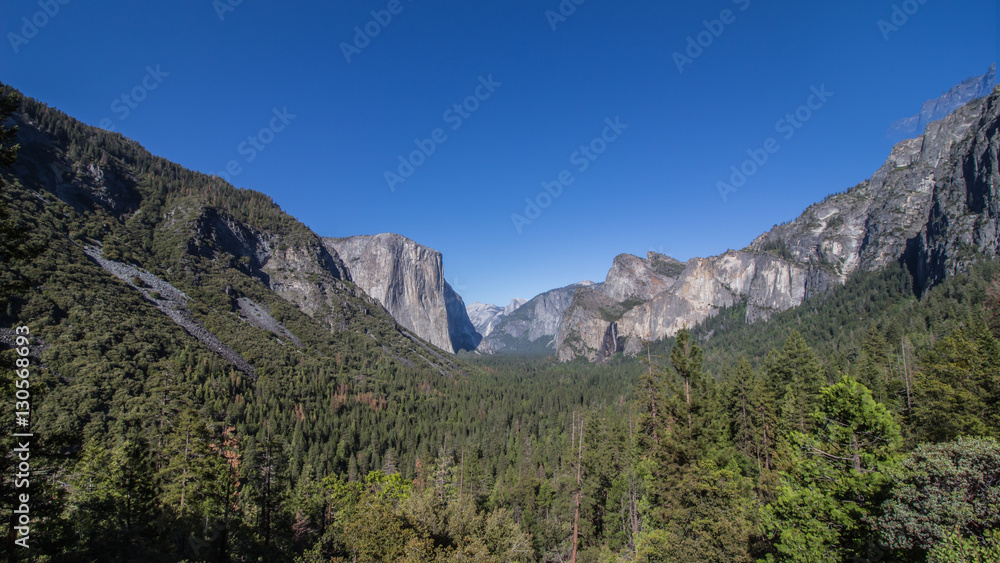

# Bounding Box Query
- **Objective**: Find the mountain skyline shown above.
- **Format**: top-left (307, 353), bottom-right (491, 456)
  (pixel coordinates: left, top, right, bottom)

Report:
top-left (2, 0), bottom-right (997, 306)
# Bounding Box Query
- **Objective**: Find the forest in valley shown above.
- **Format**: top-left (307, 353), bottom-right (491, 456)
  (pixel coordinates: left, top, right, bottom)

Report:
top-left (1, 86), bottom-right (999, 562)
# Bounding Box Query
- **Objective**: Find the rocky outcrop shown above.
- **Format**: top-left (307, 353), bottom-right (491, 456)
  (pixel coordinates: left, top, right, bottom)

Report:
top-left (467, 298), bottom-right (526, 339)
top-left (603, 252), bottom-right (684, 302)
top-left (557, 252), bottom-right (685, 361)
top-left (479, 282), bottom-right (593, 354)
top-left (902, 90), bottom-right (1000, 291)
top-left (558, 86), bottom-right (1000, 361)
top-left (177, 205), bottom-right (368, 331)
top-left (752, 87), bottom-right (997, 291)
top-left (324, 234), bottom-right (481, 353)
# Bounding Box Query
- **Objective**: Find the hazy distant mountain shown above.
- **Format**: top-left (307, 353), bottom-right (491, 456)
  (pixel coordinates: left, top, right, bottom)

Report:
top-left (477, 282), bottom-right (594, 354)
top-left (887, 64), bottom-right (995, 140)
top-left (467, 298), bottom-right (526, 339)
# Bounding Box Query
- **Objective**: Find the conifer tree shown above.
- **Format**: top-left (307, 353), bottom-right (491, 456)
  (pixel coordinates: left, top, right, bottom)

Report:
top-left (765, 376), bottom-right (901, 561)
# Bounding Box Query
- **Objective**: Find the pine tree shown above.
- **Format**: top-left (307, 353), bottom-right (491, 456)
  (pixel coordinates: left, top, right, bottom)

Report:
top-left (66, 438), bottom-right (163, 559)
top-left (765, 376), bottom-right (901, 561)
top-left (642, 330), bottom-right (727, 528)
top-left (911, 319), bottom-right (1000, 443)
top-left (728, 358), bottom-right (775, 474)
top-left (159, 409), bottom-right (216, 519)
top-left (765, 330), bottom-right (825, 434)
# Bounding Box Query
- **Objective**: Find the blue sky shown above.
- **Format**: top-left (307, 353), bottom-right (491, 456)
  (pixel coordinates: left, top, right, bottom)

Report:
top-left (2, 0), bottom-right (997, 306)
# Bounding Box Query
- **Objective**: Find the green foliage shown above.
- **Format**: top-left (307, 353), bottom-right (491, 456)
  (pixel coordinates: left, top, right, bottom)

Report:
top-left (764, 376), bottom-right (901, 561)
top-left (927, 529), bottom-right (1000, 563)
top-left (877, 437), bottom-right (1000, 558)
top-left (910, 318), bottom-right (1000, 443)
top-left (0, 84), bottom-right (35, 306)
top-left (763, 330), bottom-right (825, 436)
top-left (63, 439), bottom-right (166, 560)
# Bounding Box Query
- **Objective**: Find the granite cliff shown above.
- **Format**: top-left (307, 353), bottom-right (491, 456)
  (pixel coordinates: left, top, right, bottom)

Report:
top-left (556, 87), bottom-right (1000, 361)
top-left (324, 234), bottom-right (481, 353)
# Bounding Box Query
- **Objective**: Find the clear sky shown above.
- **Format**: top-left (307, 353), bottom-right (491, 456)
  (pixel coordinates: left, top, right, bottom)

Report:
top-left (2, 0), bottom-right (997, 306)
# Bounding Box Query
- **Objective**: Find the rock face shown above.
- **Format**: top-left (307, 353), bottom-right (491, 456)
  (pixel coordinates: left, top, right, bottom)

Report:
top-left (558, 87), bottom-right (1000, 361)
top-left (556, 252), bottom-right (685, 361)
top-left (324, 234), bottom-right (481, 353)
top-left (888, 64), bottom-right (996, 140)
top-left (467, 298), bottom-right (526, 339)
top-left (603, 252), bottom-right (685, 302)
top-left (478, 282), bottom-right (593, 354)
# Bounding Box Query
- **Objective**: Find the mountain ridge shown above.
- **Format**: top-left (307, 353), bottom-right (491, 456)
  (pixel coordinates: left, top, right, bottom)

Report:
top-left (550, 86), bottom-right (1000, 361)
top-left (0, 89), bottom-right (469, 383)
top-left (464, 85), bottom-right (999, 361)
top-left (467, 298), bottom-right (526, 339)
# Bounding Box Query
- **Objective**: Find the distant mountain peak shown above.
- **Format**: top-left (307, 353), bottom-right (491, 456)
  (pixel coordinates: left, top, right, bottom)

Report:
top-left (467, 298), bottom-right (527, 339)
top-left (887, 63), bottom-right (996, 140)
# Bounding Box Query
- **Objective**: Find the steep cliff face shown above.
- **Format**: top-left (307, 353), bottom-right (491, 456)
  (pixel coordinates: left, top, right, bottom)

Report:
top-left (444, 281), bottom-right (482, 352)
top-left (556, 252), bottom-right (683, 361)
top-left (751, 89), bottom-right (997, 290)
top-left (479, 282), bottom-right (592, 354)
top-left (902, 91), bottom-right (1000, 291)
top-left (324, 234), bottom-right (481, 353)
top-left (615, 253), bottom-right (812, 355)
top-left (557, 87), bottom-right (1000, 361)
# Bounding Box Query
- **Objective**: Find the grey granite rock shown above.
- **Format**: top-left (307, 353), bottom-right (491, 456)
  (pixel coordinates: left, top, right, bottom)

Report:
top-left (324, 233), bottom-right (481, 353)
top-left (557, 87), bottom-right (1000, 361)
